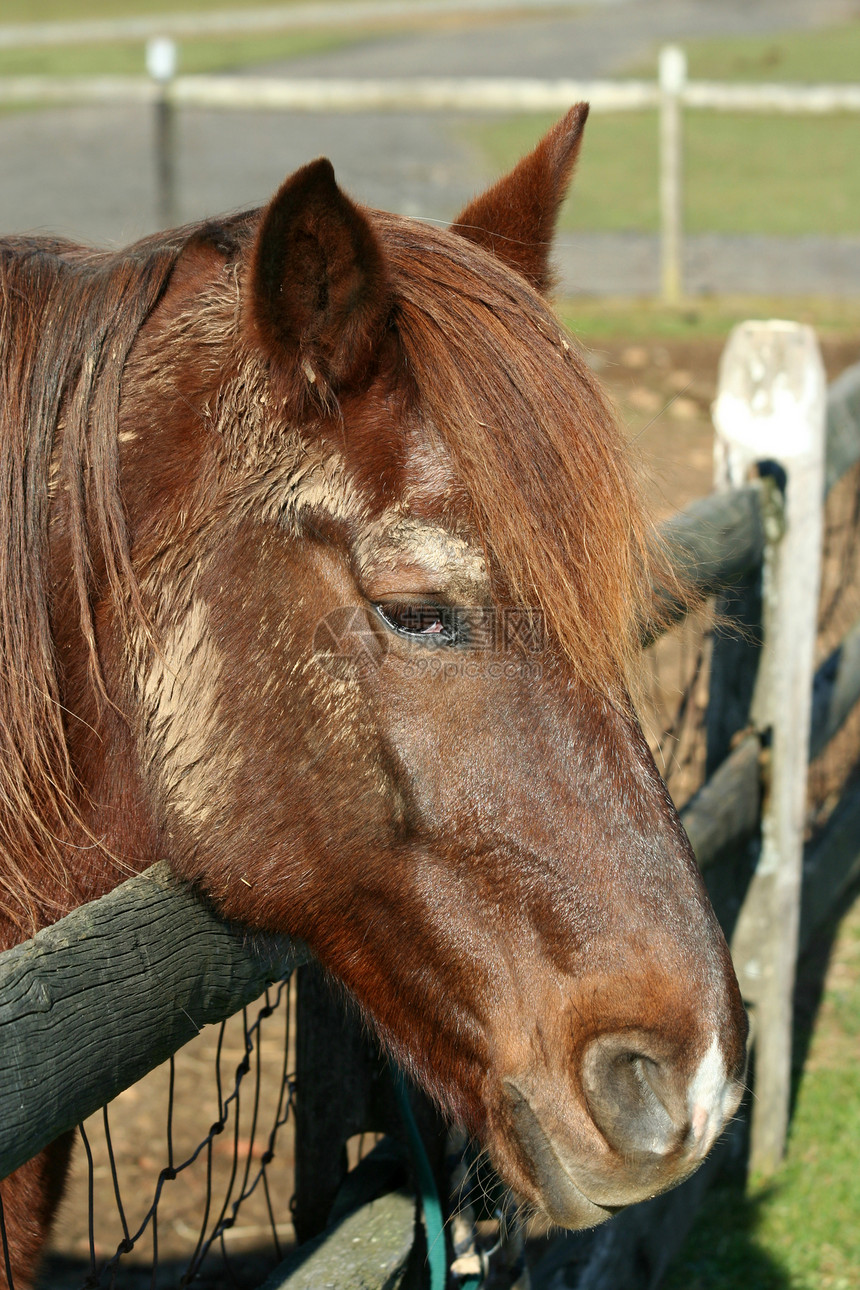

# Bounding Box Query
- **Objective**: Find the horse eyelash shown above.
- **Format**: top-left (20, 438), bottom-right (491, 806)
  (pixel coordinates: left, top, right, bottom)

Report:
top-left (374, 602), bottom-right (462, 645)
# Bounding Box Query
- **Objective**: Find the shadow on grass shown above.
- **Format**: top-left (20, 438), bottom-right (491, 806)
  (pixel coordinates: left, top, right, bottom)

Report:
top-left (663, 874), bottom-right (860, 1290)
top-left (790, 873), bottom-right (860, 1104)
top-left (660, 1175), bottom-right (791, 1290)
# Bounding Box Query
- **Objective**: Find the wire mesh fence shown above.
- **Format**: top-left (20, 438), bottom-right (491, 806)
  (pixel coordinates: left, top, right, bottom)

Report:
top-left (639, 455), bottom-right (860, 835)
top-left (640, 607), bottom-right (714, 812)
top-left (2, 980), bottom-right (297, 1290)
top-left (808, 458), bottom-right (860, 841)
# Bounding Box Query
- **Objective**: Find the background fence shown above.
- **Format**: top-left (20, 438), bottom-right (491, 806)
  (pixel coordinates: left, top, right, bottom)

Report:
top-left (2, 320), bottom-right (860, 1288)
top-left (2, 4), bottom-right (860, 297)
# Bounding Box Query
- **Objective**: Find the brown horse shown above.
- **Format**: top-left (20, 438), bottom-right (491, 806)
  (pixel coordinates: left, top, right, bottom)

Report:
top-left (0, 106), bottom-right (746, 1287)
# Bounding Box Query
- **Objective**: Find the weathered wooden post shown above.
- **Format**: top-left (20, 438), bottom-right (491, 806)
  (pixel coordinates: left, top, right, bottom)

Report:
top-left (146, 36), bottom-right (179, 229)
top-left (658, 45), bottom-right (686, 306)
top-left (712, 320), bottom-right (826, 1175)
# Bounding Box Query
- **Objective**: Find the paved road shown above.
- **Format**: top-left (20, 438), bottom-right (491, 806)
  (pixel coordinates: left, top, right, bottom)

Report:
top-left (0, 0), bottom-right (858, 294)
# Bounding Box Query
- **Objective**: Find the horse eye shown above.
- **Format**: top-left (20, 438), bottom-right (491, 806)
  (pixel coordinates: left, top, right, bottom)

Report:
top-left (375, 603), bottom-right (459, 644)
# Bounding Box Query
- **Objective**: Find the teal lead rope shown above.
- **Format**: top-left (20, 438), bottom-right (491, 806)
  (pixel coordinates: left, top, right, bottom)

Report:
top-left (393, 1071), bottom-right (449, 1290)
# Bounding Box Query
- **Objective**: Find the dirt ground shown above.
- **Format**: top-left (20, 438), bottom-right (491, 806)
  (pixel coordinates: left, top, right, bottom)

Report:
top-left (590, 333), bottom-right (860, 515)
top-left (35, 332), bottom-right (860, 1290)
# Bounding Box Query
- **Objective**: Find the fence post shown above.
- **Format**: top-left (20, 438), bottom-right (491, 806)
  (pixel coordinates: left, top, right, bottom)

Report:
top-left (146, 36), bottom-right (179, 228)
top-left (712, 320), bottom-right (826, 1175)
top-left (658, 45), bottom-right (686, 305)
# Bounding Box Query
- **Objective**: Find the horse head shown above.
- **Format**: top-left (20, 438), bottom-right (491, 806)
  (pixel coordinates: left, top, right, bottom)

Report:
top-left (45, 107), bottom-right (746, 1229)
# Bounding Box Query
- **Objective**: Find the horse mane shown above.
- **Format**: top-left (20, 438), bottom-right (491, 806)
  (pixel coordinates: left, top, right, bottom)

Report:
top-left (376, 213), bottom-right (658, 692)
top-left (0, 229), bottom-right (190, 929)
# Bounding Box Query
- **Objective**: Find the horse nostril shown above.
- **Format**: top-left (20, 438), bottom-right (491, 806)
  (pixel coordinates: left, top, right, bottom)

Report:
top-left (582, 1032), bottom-right (685, 1157)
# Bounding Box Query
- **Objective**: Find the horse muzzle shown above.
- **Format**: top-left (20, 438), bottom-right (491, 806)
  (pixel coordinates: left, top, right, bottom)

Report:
top-left (496, 1029), bottom-right (745, 1227)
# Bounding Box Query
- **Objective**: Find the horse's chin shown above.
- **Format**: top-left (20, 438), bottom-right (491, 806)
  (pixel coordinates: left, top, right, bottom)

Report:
top-left (486, 1100), bottom-right (621, 1232)
top-left (517, 1176), bottom-right (620, 1232)
top-left (488, 1133), bottom-right (639, 1233)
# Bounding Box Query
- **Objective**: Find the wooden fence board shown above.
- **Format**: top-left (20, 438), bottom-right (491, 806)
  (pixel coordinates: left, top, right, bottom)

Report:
top-left (260, 1189), bottom-right (417, 1290)
top-left (657, 484), bottom-right (765, 599)
top-left (0, 862), bottom-right (306, 1180)
top-left (799, 782), bottom-right (860, 949)
top-left (810, 612), bottom-right (860, 758)
top-left (680, 732), bottom-right (761, 869)
top-left (293, 962), bottom-right (394, 1244)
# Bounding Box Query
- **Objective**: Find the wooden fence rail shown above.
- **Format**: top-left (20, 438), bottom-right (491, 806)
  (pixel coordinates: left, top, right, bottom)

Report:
top-left (0, 865), bottom-right (306, 1180)
top-left (2, 340), bottom-right (860, 1288)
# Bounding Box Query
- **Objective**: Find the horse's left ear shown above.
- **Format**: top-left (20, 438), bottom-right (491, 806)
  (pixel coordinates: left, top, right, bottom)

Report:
top-left (451, 103), bottom-right (588, 294)
top-left (249, 157), bottom-right (391, 399)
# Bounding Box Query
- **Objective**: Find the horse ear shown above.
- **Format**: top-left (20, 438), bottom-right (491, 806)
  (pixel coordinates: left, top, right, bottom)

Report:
top-left (451, 103), bottom-right (588, 294)
top-left (249, 158), bottom-right (391, 397)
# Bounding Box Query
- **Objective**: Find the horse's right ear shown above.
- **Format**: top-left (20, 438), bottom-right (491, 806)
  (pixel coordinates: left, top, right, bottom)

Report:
top-left (248, 158), bottom-right (391, 402)
top-left (451, 104), bottom-right (588, 295)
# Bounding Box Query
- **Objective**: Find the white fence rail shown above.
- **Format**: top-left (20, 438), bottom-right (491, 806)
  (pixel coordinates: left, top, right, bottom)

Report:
top-left (0, 74), bottom-right (658, 112)
top-left (4, 69), bottom-right (860, 113)
top-left (0, 0), bottom-right (587, 49)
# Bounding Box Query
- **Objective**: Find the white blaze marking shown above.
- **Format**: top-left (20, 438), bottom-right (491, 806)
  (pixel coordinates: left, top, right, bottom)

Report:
top-left (140, 600), bottom-right (236, 825)
top-left (687, 1034), bottom-right (730, 1155)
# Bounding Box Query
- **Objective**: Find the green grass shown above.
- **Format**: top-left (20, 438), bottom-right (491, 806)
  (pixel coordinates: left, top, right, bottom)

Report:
top-left (662, 23), bottom-right (860, 84)
top-left (477, 109), bottom-right (860, 237)
top-left (466, 22), bottom-right (860, 237)
top-left (662, 892), bottom-right (860, 1290)
top-left (0, 0), bottom-right (398, 77)
top-left (0, 30), bottom-right (363, 79)
top-left (557, 295), bottom-right (860, 344)
top-left (0, 0), bottom-right (366, 20)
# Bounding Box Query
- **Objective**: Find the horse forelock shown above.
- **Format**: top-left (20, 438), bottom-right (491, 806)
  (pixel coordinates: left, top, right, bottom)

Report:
top-left (369, 213), bottom-right (659, 693)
